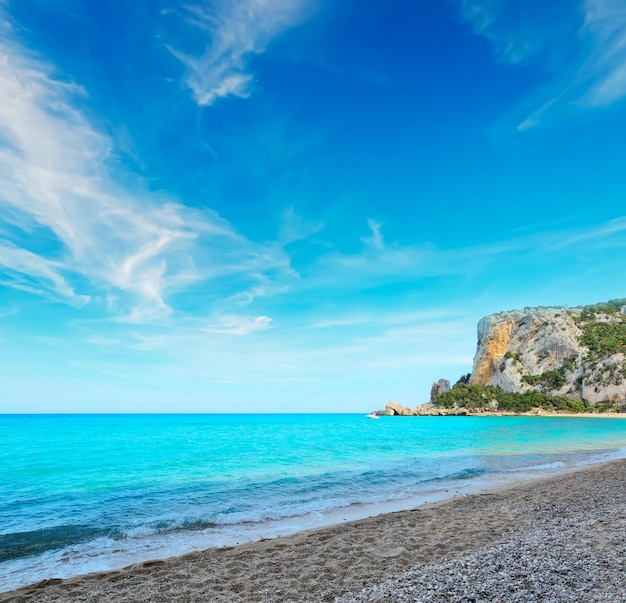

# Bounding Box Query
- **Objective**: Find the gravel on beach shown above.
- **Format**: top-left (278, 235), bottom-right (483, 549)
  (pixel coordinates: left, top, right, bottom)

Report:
top-left (336, 473), bottom-right (626, 603)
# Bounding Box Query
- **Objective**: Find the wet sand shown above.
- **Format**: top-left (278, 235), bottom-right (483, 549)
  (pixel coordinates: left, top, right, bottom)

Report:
top-left (1, 459), bottom-right (624, 602)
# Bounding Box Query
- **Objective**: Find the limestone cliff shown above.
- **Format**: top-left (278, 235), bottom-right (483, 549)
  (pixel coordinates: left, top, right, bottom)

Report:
top-left (469, 301), bottom-right (626, 406)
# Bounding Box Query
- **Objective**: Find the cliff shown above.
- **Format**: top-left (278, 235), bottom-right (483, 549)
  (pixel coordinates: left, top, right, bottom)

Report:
top-left (469, 300), bottom-right (626, 407)
top-left (370, 299), bottom-right (626, 417)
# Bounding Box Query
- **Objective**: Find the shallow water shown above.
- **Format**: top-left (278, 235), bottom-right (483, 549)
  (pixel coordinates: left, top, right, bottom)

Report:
top-left (1, 413), bottom-right (625, 591)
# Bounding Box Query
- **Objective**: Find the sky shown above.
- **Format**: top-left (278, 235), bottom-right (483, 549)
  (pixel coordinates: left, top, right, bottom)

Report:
top-left (1, 0), bottom-right (626, 413)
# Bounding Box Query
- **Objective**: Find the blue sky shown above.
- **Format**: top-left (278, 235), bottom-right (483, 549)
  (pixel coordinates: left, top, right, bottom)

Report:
top-left (1, 0), bottom-right (625, 413)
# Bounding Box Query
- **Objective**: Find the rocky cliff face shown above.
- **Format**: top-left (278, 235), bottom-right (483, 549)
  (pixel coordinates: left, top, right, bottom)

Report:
top-left (469, 302), bottom-right (626, 405)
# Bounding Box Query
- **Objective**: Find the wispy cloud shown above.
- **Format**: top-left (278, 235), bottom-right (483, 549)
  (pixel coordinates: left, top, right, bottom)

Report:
top-left (0, 304), bottom-right (18, 318)
top-left (306, 308), bottom-right (461, 330)
top-left (278, 206), bottom-right (324, 245)
top-left (460, 0), bottom-right (583, 67)
top-left (79, 308), bottom-right (475, 389)
top-left (0, 10), bottom-right (293, 322)
top-left (579, 0), bottom-right (626, 107)
top-left (458, 0), bottom-right (626, 128)
top-left (0, 242), bottom-right (88, 304)
top-left (545, 216), bottom-right (626, 250)
top-left (168, 0), bottom-right (312, 106)
top-left (302, 215), bottom-right (626, 293)
top-left (205, 314), bottom-right (272, 335)
top-left (361, 219), bottom-right (384, 250)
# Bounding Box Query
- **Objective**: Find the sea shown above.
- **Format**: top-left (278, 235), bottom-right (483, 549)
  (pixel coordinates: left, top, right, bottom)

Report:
top-left (1, 413), bottom-right (625, 592)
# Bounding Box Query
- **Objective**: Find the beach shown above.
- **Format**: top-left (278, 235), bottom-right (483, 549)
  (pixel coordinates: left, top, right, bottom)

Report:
top-left (2, 458), bottom-right (624, 603)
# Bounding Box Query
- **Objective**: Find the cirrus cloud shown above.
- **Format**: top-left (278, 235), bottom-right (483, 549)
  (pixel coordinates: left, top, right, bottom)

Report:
top-left (167, 0), bottom-right (312, 106)
top-left (0, 9), bottom-right (294, 322)
top-left (458, 0), bottom-right (626, 129)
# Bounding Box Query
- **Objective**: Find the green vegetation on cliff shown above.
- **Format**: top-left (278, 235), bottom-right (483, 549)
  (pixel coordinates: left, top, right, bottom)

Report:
top-left (567, 299), bottom-right (626, 391)
top-left (580, 321), bottom-right (626, 358)
top-left (521, 368), bottom-right (567, 390)
top-left (443, 298), bottom-right (626, 412)
top-left (577, 298), bottom-right (626, 316)
top-left (573, 298), bottom-right (626, 360)
top-left (433, 383), bottom-right (597, 413)
top-left (517, 298), bottom-right (626, 394)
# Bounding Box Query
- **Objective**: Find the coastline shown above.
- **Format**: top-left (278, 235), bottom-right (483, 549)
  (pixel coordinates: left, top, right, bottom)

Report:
top-left (2, 458), bottom-right (624, 602)
top-left (373, 399), bottom-right (626, 417)
top-left (414, 410), bottom-right (626, 418)
top-left (381, 403), bottom-right (626, 417)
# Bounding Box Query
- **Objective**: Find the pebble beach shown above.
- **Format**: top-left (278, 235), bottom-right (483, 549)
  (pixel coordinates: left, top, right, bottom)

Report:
top-left (1, 459), bottom-right (624, 603)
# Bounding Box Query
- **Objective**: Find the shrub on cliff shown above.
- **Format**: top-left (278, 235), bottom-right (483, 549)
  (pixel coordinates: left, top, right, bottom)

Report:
top-left (577, 299), bottom-right (626, 316)
top-left (454, 373), bottom-right (471, 386)
top-left (433, 384), bottom-right (593, 413)
top-left (579, 321), bottom-right (626, 357)
top-left (521, 368), bottom-right (566, 390)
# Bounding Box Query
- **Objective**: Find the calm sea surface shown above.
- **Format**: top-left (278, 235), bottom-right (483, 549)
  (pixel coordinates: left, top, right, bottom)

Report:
top-left (1, 413), bottom-right (625, 591)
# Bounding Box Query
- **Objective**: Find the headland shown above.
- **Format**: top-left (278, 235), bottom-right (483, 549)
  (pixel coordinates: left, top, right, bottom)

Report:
top-left (372, 299), bottom-right (626, 417)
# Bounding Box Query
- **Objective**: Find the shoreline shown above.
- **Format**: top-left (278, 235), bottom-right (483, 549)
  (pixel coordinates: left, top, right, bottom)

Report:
top-left (378, 407), bottom-right (626, 418)
top-left (402, 411), bottom-right (626, 418)
top-left (2, 458), bottom-right (625, 602)
top-left (2, 446), bottom-right (623, 594)
top-left (373, 400), bottom-right (626, 417)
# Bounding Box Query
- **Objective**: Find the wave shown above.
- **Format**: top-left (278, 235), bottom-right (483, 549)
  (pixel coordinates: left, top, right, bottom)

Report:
top-left (0, 525), bottom-right (109, 563)
top-left (445, 467), bottom-right (487, 480)
top-left (0, 455), bottom-right (557, 564)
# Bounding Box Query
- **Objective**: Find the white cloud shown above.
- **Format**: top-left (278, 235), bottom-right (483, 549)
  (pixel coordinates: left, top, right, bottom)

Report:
top-left (362, 219), bottom-right (384, 249)
top-left (308, 309), bottom-right (460, 330)
top-left (0, 12), bottom-right (293, 321)
top-left (458, 0), bottom-right (626, 128)
top-left (544, 216), bottom-right (626, 250)
top-left (206, 314), bottom-right (273, 335)
top-left (579, 0), bottom-right (626, 107)
top-left (299, 215), bottom-right (626, 295)
top-left (0, 242), bottom-right (89, 304)
top-left (230, 282), bottom-right (291, 307)
top-left (278, 206), bottom-right (324, 245)
top-left (168, 0), bottom-right (311, 106)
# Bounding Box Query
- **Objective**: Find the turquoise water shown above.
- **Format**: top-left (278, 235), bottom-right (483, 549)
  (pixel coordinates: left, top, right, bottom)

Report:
top-left (1, 414), bottom-right (625, 591)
